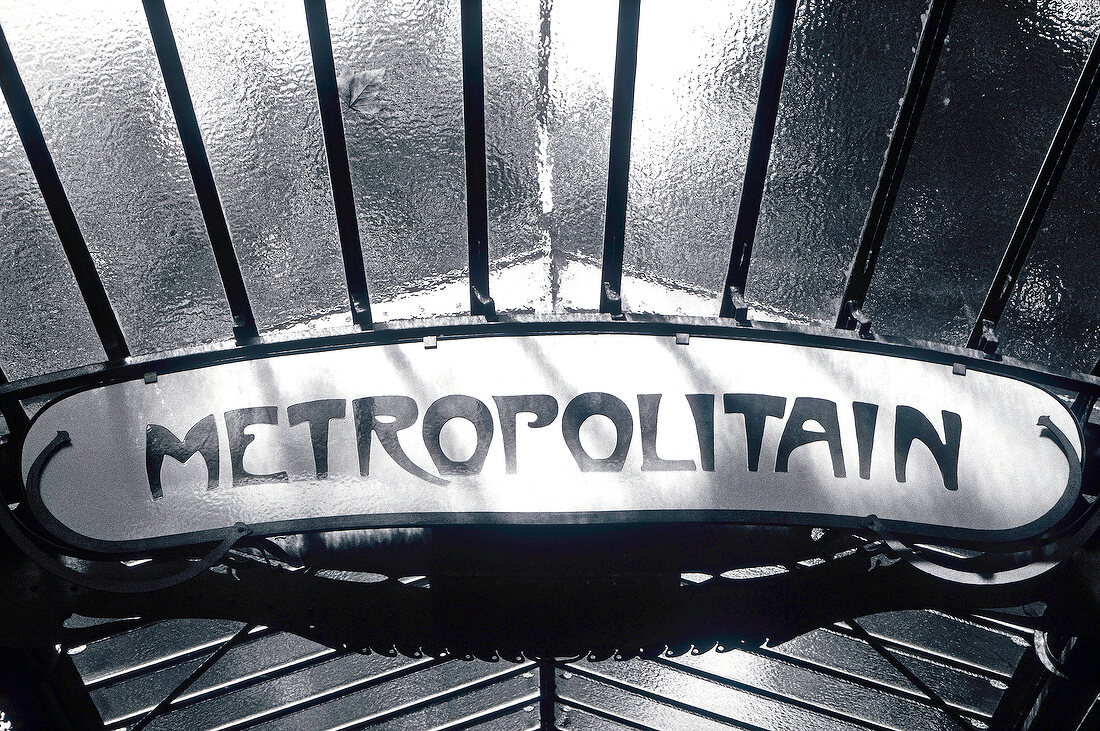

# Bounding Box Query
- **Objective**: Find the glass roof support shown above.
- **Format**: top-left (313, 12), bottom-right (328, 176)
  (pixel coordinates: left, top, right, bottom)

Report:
top-left (539, 657), bottom-right (557, 730)
top-left (0, 26), bottom-right (130, 362)
top-left (304, 0), bottom-right (373, 329)
top-left (599, 0), bottom-right (641, 317)
top-left (966, 30), bottom-right (1100, 353)
top-left (719, 0), bottom-right (796, 322)
top-left (836, 0), bottom-right (955, 333)
top-left (461, 0), bottom-right (495, 319)
top-left (143, 0), bottom-right (260, 344)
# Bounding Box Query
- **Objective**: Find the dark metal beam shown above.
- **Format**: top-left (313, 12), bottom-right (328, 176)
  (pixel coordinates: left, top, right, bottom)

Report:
top-left (0, 25), bottom-right (129, 362)
top-left (599, 0), bottom-right (641, 315)
top-left (719, 0), bottom-right (796, 319)
top-left (0, 364), bottom-right (28, 436)
top-left (539, 658), bottom-right (557, 730)
top-left (460, 0), bottom-right (494, 318)
top-left (835, 0), bottom-right (955, 330)
top-left (143, 0), bottom-right (259, 343)
top-left (304, 0), bottom-right (372, 329)
top-left (966, 29), bottom-right (1100, 350)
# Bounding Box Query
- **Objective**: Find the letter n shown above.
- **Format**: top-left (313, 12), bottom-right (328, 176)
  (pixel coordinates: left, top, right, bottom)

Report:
top-left (146, 415), bottom-right (220, 499)
top-left (894, 406), bottom-right (962, 491)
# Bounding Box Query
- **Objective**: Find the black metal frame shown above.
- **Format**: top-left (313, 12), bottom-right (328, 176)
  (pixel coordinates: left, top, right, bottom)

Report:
top-left (460, 0), bottom-right (494, 319)
top-left (836, 0), bottom-right (955, 333)
top-left (720, 0), bottom-right (797, 320)
top-left (2, 2), bottom-right (1100, 729)
top-left (599, 0), bottom-right (641, 316)
top-left (966, 29), bottom-right (1100, 351)
top-left (143, 0), bottom-right (260, 344)
top-left (304, 0), bottom-right (373, 329)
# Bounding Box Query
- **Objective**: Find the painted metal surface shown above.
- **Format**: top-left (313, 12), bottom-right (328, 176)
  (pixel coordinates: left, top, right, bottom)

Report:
top-left (21, 330), bottom-right (1081, 551)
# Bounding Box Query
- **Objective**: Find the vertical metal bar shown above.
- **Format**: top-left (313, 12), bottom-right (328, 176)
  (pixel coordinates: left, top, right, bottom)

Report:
top-left (835, 0), bottom-right (955, 330)
top-left (539, 658), bottom-right (557, 730)
top-left (0, 365), bottom-right (29, 437)
top-left (460, 0), bottom-right (493, 318)
top-left (130, 623), bottom-right (257, 731)
top-left (966, 29), bottom-right (1100, 350)
top-left (719, 0), bottom-right (796, 319)
top-left (304, 0), bottom-right (372, 328)
top-left (143, 0), bottom-right (259, 343)
top-left (0, 25), bottom-right (129, 362)
top-left (599, 0), bottom-right (641, 315)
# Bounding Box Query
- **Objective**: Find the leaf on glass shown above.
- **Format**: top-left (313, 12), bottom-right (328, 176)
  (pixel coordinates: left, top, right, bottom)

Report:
top-left (338, 69), bottom-right (386, 117)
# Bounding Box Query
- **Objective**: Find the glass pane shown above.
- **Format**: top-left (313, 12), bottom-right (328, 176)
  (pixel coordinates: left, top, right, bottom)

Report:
top-left (483, 0), bottom-right (547, 313)
top-left (547, 0), bottom-right (618, 312)
top-left (0, 98), bottom-right (103, 378)
top-left (0, 1), bottom-right (235, 356)
top-left (863, 0), bottom-right (1097, 345)
top-left (166, 0), bottom-right (349, 331)
top-left (621, 0), bottom-right (772, 316)
top-left (747, 0), bottom-right (927, 323)
top-left (998, 105), bottom-right (1100, 374)
top-left (327, 0), bottom-right (470, 320)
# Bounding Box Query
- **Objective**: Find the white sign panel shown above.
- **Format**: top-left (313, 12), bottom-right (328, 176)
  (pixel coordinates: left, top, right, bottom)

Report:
top-left (21, 332), bottom-right (1081, 552)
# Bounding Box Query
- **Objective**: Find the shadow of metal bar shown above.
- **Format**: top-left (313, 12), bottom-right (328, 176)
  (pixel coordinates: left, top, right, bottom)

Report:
top-left (599, 0), bottom-right (641, 315)
top-left (460, 0), bottom-right (494, 318)
top-left (0, 25), bottom-right (129, 362)
top-left (142, 0), bottom-right (259, 344)
top-left (966, 29), bottom-right (1100, 350)
top-left (836, 0), bottom-right (955, 331)
top-left (718, 0), bottom-right (796, 320)
top-left (304, 0), bottom-right (372, 329)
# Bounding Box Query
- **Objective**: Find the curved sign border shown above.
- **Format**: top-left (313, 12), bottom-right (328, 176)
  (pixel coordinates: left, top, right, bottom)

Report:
top-left (17, 320), bottom-right (1086, 556)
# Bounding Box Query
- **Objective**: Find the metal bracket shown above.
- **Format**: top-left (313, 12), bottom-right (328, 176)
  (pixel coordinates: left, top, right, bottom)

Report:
top-left (602, 282), bottom-right (625, 320)
top-left (472, 286), bottom-right (497, 321)
top-left (976, 319), bottom-right (999, 355)
top-left (841, 300), bottom-right (873, 339)
top-left (724, 287), bottom-right (751, 326)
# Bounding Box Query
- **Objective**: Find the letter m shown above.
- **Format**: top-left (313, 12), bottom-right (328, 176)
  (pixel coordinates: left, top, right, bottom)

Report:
top-left (146, 415), bottom-right (220, 499)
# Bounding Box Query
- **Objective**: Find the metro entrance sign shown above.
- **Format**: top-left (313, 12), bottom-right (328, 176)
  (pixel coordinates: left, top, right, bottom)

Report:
top-left (20, 328), bottom-right (1082, 553)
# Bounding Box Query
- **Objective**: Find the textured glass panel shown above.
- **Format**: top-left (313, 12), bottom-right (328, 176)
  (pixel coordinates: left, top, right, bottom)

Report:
top-left (559, 665), bottom-right (871, 731)
top-left (547, 0), bottom-right (618, 312)
top-left (774, 628), bottom-right (1005, 716)
top-left (90, 631), bottom-right (333, 725)
top-left (327, 0), bottom-right (469, 319)
top-left (482, 0), bottom-right (547, 312)
top-left (0, 1), bottom-right (234, 355)
top-left (747, 0), bottom-right (927, 323)
top-left (72, 619), bottom-right (243, 686)
top-left (852, 610), bottom-right (1027, 678)
top-left (864, 0), bottom-right (1097, 345)
top-left (998, 102), bottom-right (1100, 373)
top-left (0, 96), bottom-right (102, 377)
top-left (667, 649), bottom-right (979, 729)
top-left (166, 0), bottom-right (348, 331)
top-left (621, 0), bottom-right (772, 316)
